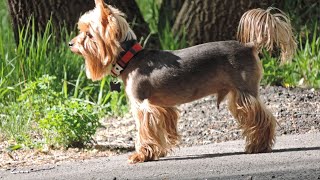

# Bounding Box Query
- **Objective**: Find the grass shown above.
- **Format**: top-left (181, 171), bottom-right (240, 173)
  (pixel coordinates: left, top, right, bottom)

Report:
top-left (0, 0), bottom-right (319, 149)
top-left (135, 0), bottom-right (162, 34)
top-left (261, 23), bottom-right (320, 88)
top-left (259, 0), bottom-right (320, 88)
top-left (0, 1), bottom-right (128, 148)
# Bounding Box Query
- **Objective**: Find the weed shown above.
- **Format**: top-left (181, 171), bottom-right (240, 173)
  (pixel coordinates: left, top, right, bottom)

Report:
top-left (136, 0), bottom-right (162, 33)
top-left (0, 0), bottom-right (128, 148)
top-left (39, 98), bottom-right (101, 148)
top-left (262, 24), bottom-right (320, 88)
top-left (159, 21), bottom-right (187, 50)
top-left (1, 75), bottom-right (103, 148)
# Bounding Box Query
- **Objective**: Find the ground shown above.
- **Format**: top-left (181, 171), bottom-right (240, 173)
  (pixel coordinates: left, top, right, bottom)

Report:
top-left (0, 86), bottom-right (319, 170)
top-left (2, 133), bottom-right (320, 179)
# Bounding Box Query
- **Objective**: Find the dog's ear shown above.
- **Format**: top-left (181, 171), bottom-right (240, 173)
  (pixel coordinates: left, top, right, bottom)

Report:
top-left (94, 0), bottom-right (112, 23)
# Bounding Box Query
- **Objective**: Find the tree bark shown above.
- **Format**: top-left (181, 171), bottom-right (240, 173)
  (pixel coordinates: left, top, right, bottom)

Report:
top-left (7, 0), bottom-right (94, 43)
top-left (158, 0), bottom-right (185, 34)
top-left (164, 0), bottom-right (282, 45)
top-left (105, 0), bottom-right (151, 41)
top-left (7, 0), bottom-right (150, 44)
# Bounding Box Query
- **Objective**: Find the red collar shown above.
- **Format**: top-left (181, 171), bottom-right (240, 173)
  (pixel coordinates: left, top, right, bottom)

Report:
top-left (111, 42), bottom-right (143, 77)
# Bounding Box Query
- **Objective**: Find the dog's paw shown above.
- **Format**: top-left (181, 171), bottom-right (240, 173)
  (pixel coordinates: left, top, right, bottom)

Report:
top-left (245, 145), bottom-right (272, 154)
top-left (128, 152), bottom-right (146, 164)
top-left (128, 151), bottom-right (161, 164)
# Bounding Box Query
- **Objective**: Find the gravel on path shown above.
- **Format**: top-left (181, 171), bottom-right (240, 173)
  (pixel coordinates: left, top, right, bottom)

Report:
top-left (1, 86), bottom-right (319, 168)
top-left (95, 86), bottom-right (320, 149)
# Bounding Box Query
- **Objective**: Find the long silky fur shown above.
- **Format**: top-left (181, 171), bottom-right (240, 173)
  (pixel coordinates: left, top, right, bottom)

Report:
top-left (237, 7), bottom-right (297, 63)
top-left (75, 1), bottom-right (136, 80)
top-left (227, 90), bottom-right (276, 153)
top-left (129, 100), bottom-right (180, 163)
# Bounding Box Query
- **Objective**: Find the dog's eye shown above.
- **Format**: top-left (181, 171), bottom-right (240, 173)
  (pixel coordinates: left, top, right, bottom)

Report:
top-left (86, 32), bottom-right (93, 39)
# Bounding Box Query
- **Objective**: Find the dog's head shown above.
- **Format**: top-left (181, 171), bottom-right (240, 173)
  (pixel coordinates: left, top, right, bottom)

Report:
top-left (69, 0), bottom-right (136, 81)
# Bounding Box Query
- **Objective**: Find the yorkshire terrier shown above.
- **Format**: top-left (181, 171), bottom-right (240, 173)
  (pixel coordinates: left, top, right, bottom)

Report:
top-left (69, 0), bottom-right (296, 163)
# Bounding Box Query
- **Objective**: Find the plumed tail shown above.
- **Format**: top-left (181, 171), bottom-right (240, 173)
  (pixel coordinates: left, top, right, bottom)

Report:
top-left (237, 7), bottom-right (297, 63)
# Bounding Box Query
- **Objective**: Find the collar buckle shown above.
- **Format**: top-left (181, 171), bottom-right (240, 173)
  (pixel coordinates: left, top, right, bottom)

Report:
top-left (111, 63), bottom-right (124, 77)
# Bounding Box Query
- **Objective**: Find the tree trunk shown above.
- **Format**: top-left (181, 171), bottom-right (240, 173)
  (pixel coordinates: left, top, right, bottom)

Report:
top-left (105, 0), bottom-right (151, 41)
top-left (7, 0), bottom-right (94, 43)
top-left (162, 0), bottom-right (282, 45)
top-left (158, 0), bottom-right (185, 34)
top-left (7, 0), bottom-right (150, 44)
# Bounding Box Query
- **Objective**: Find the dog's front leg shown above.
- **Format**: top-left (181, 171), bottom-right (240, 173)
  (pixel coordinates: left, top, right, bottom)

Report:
top-left (128, 101), bottom-right (180, 163)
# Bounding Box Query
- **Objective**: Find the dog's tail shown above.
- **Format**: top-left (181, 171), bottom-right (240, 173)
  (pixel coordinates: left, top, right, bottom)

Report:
top-left (237, 7), bottom-right (297, 63)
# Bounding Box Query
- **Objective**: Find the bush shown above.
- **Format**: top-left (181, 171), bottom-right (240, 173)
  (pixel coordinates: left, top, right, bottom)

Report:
top-left (39, 99), bottom-right (101, 148)
top-left (0, 0), bottom-right (128, 148)
top-left (1, 75), bottom-right (102, 148)
top-left (261, 25), bottom-right (320, 88)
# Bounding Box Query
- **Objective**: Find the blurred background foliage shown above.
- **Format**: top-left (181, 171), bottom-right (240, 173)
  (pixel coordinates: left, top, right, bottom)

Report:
top-left (0, 0), bottom-right (319, 149)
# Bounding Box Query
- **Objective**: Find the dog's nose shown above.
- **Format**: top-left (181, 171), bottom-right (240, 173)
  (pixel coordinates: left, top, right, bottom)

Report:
top-left (68, 41), bottom-right (74, 47)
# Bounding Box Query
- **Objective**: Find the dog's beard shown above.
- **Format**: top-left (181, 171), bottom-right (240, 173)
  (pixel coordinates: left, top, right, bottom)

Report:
top-left (78, 35), bottom-right (112, 81)
top-left (84, 57), bottom-right (113, 80)
top-left (84, 60), bottom-right (92, 79)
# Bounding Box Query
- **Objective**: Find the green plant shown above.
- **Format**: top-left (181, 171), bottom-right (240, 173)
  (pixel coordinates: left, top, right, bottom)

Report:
top-left (62, 65), bottom-right (129, 116)
top-left (0, 102), bottom-right (34, 145)
top-left (0, 75), bottom-right (60, 146)
top-left (261, 24), bottom-right (320, 88)
top-left (293, 24), bottom-right (320, 88)
top-left (0, 1), bottom-right (129, 148)
top-left (1, 75), bottom-right (103, 148)
top-left (39, 98), bottom-right (101, 148)
top-left (135, 0), bottom-right (161, 34)
top-left (159, 21), bottom-right (187, 50)
top-left (283, 0), bottom-right (319, 34)
top-left (0, 68), bottom-right (128, 148)
top-left (135, 0), bottom-right (187, 50)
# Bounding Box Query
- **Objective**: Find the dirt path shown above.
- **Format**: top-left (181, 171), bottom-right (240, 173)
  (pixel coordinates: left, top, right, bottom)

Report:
top-left (1, 133), bottom-right (319, 180)
top-left (1, 86), bottom-right (319, 170)
top-left (96, 86), bottom-right (320, 148)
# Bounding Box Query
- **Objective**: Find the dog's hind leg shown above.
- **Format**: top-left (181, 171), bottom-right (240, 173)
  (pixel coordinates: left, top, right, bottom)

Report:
top-left (227, 90), bottom-right (276, 153)
top-left (128, 100), bottom-right (180, 163)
